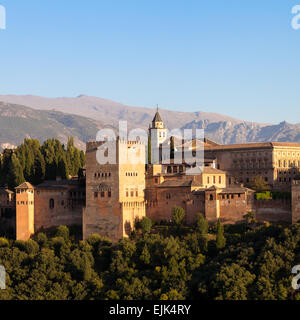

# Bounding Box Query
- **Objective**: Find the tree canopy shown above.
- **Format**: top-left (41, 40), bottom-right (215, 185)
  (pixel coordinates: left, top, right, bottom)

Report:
top-left (0, 138), bottom-right (85, 189)
top-left (1, 220), bottom-right (299, 300)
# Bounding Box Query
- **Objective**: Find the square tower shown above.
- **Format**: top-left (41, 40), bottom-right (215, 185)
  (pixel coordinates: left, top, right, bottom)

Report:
top-left (83, 138), bottom-right (146, 241)
top-left (15, 182), bottom-right (35, 240)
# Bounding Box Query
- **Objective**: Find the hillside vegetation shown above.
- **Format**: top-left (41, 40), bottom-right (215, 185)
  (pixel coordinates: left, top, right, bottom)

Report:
top-left (0, 220), bottom-right (300, 300)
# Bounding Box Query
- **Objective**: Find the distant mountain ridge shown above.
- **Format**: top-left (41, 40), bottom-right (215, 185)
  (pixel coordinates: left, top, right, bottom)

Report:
top-left (0, 102), bottom-right (111, 150)
top-left (0, 94), bottom-right (260, 130)
top-left (182, 120), bottom-right (300, 144)
top-left (0, 95), bottom-right (299, 147)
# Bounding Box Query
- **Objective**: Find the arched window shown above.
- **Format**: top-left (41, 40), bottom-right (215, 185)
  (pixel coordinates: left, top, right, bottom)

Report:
top-left (209, 194), bottom-right (214, 201)
top-left (49, 199), bottom-right (54, 209)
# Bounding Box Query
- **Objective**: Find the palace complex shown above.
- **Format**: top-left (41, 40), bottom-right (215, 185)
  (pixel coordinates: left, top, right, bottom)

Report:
top-left (1, 111), bottom-right (300, 241)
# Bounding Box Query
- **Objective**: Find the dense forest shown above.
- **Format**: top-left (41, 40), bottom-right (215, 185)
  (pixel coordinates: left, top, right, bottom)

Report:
top-left (0, 213), bottom-right (300, 300)
top-left (0, 138), bottom-right (86, 189)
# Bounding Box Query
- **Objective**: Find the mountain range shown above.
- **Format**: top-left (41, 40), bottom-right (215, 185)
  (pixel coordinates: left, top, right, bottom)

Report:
top-left (0, 94), bottom-right (299, 150)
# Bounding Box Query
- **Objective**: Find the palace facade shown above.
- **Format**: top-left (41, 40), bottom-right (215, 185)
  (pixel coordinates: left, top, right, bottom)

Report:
top-left (205, 141), bottom-right (300, 189)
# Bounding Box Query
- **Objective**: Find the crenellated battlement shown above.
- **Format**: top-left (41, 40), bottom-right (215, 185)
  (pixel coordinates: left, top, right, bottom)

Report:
top-left (121, 201), bottom-right (146, 208)
top-left (86, 138), bottom-right (145, 151)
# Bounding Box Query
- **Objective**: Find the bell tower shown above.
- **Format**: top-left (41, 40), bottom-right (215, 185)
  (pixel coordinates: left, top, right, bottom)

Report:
top-left (149, 106), bottom-right (168, 164)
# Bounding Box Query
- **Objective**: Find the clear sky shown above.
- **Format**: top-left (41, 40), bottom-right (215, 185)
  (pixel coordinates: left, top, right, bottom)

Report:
top-left (0, 0), bottom-right (300, 124)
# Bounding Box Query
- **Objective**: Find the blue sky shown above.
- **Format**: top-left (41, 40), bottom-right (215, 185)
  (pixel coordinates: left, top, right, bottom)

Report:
top-left (0, 1), bottom-right (300, 124)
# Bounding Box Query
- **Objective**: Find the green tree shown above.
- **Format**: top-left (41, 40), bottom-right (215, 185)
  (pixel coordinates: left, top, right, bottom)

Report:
top-left (42, 138), bottom-right (58, 180)
top-left (79, 150), bottom-right (86, 167)
top-left (140, 217), bottom-right (153, 233)
top-left (31, 150), bottom-right (46, 185)
top-left (140, 244), bottom-right (151, 265)
top-left (248, 176), bottom-right (270, 192)
top-left (216, 219), bottom-right (226, 249)
top-left (55, 226), bottom-right (70, 241)
top-left (196, 213), bottom-right (208, 237)
top-left (213, 264), bottom-right (255, 300)
top-left (7, 153), bottom-right (25, 188)
top-left (172, 206), bottom-right (185, 226)
top-left (57, 156), bottom-right (69, 180)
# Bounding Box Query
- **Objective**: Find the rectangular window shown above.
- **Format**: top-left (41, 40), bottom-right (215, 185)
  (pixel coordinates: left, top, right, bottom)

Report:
top-left (94, 192), bottom-right (98, 198)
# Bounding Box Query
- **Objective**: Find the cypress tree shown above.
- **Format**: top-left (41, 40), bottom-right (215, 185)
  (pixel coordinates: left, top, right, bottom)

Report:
top-left (8, 153), bottom-right (25, 188)
top-left (31, 151), bottom-right (46, 185)
top-left (72, 149), bottom-right (81, 176)
top-left (57, 156), bottom-right (69, 180)
top-left (196, 213), bottom-right (208, 237)
top-left (42, 139), bottom-right (57, 180)
top-left (2, 149), bottom-right (13, 179)
top-left (140, 244), bottom-right (151, 265)
top-left (216, 219), bottom-right (226, 249)
top-left (79, 150), bottom-right (86, 167)
top-left (24, 145), bottom-right (34, 181)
